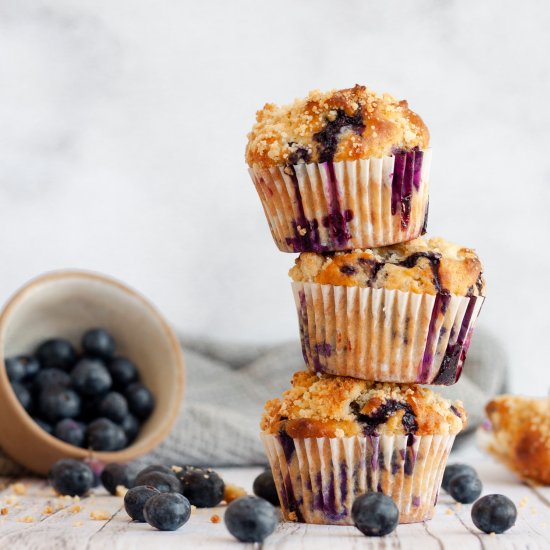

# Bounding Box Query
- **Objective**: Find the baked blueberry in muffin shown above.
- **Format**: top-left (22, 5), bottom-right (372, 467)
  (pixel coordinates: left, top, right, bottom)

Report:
top-left (247, 85), bottom-right (432, 252)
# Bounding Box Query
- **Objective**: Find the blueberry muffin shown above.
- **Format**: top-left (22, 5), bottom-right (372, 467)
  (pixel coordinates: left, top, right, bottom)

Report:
top-left (247, 85), bottom-right (432, 252)
top-left (289, 237), bottom-right (485, 384)
top-left (482, 395), bottom-right (550, 485)
top-left (261, 371), bottom-right (466, 525)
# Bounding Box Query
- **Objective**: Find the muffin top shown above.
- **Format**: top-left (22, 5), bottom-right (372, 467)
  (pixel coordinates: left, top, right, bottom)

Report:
top-left (261, 371), bottom-right (466, 438)
top-left (246, 85), bottom-right (429, 168)
top-left (485, 395), bottom-right (550, 485)
top-left (289, 237), bottom-right (485, 297)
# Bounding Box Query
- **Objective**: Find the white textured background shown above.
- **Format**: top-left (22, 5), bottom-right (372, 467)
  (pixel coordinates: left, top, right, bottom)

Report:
top-left (0, 0), bottom-right (548, 394)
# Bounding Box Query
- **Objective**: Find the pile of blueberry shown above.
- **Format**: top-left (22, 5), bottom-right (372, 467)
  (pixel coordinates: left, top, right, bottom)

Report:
top-left (5, 328), bottom-right (154, 451)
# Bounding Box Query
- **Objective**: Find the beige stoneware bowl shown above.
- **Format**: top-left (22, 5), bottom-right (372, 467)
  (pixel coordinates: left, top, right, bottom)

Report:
top-left (0, 270), bottom-right (185, 475)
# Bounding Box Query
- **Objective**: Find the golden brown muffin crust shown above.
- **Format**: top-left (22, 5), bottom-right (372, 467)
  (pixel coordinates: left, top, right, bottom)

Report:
top-left (246, 85), bottom-right (430, 168)
top-left (289, 237), bottom-right (485, 297)
top-left (485, 395), bottom-right (550, 485)
top-left (261, 371), bottom-right (466, 438)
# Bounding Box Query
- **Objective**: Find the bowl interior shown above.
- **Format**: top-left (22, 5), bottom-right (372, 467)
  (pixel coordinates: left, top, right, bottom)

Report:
top-left (0, 271), bottom-right (185, 470)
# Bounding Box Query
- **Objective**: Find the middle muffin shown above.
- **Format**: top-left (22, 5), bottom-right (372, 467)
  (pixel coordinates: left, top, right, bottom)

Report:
top-left (290, 237), bottom-right (485, 385)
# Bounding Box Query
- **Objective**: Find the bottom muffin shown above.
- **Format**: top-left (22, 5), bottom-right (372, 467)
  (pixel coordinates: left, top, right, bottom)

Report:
top-left (260, 371), bottom-right (467, 525)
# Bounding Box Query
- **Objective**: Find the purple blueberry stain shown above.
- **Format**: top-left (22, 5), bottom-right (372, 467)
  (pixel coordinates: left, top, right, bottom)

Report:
top-left (314, 343), bottom-right (332, 357)
top-left (391, 148), bottom-right (424, 230)
top-left (351, 399), bottom-right (418, 436)
top-left (412, 496), bottom-right (421, 507)
top-left (339, 264), bottom-right (357, 276)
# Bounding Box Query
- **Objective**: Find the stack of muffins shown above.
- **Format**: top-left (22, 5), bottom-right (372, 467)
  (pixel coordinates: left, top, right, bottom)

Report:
top-left (246, 85), bottom-right (486, 525)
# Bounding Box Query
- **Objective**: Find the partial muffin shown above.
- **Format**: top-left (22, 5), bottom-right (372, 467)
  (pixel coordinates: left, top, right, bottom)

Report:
top-left (290, 237), bottom-right (485, 384)
top-left (247, 85), bottom-right (432, 252)
top-left (261, 371), bottom-right (466, 525)
top-left (482, 395), bottom-right (550, 485)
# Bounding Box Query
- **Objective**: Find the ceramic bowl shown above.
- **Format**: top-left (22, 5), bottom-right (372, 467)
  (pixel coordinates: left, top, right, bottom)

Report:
top-left (0, 270), bottom-right (185, 475)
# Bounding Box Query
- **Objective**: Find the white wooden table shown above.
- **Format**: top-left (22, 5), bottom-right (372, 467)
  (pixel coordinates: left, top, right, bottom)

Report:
top-left (0, 454), bottom-right (548, 549)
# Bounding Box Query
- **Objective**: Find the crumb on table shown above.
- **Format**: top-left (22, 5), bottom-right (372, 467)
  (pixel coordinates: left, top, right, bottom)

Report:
top-left (90, 510), bottom-right (111, 521)
top-left (210, 514), bottom-right (221, 524)
top-left (223, 483), bottom-right (247, 504)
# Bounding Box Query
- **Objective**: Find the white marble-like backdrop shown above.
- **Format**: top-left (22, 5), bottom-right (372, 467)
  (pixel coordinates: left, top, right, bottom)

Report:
top-left (0, 0), bottom-right (548, 394)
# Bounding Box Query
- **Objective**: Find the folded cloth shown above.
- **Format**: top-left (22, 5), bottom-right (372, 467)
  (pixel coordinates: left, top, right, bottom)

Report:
top-left (0, 328), bottom-right (507, 475)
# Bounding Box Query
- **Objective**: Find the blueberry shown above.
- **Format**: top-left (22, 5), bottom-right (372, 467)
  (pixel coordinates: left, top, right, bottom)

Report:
top-left (98, 392), bottom-right (128, 424)
top-left (224, 496), bottom-right (278, 543)
top-left (448, 473), bottom-right (483, 504)
top-left (82, 328), bottom-right (116, 360)
top-left (38, 387), bottom-right (81, 423)
top-left (32, 368), bottom-right (71, 394)
top-left (101, 463), bottom-right (131, 495)
top-left (35, 338), bottom-right (77, 371)
top-left (14, 355), bottom-right (40, 380)
top-left (33, 417), bottom-right (53, 434)
top-left (471, 494), bottom-right (517, 534)
top-left (12, 382), bottom-right (32, 412)
top-left (87, 418), bottom-right (127, 451)
top-left (442, 463), bottom-right (478, 492)
top-left (351, 492), bottom-right (399, 537)
top-left (253, 470), bottom-right (280, 506)
top-left (133, 471), bottom-right (181, 493)
top-left (108, 357), bottom-right (138, 388)
top-left (49, 459), bottom-right (94, 496)
top-left (120, 414), bottom-right (140, 443)
top-left (180, 467), bottom-right (224, 508)
top-left (144, 492), bottom-right (191, 531)
top-left (83, 457), bottom-right (104, 487)
top-left (71, 359), bottom-right (112, 396)
top-left (5, 356), bottom-right (27, 383)
top-left (124, 485), bottom-right (160, 522)
top-left (54, 419), bottom-right (86, 447)
top-left (125, 383), bottom-right (154, 420)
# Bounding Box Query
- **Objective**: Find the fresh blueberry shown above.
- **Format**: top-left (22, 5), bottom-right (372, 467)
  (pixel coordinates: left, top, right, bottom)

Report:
top-left (351, 492), bottom-right (399, 537)
top-left (120, 414), bottom-right (140, 443)
top-left (253, 470), bottom-right (279, 506)
top-left (32, 368), bottom-right (71, 394)
top-left (87, 418), bottom-right (127, 451)
top-left (33, 417), bottom-right (53, 434)
top-left (35, 338), bottom-right (77, 371)
top-left (224, 496), bottom-right (278, 543)
top-left (101, 463), bottom-right (131, 495)
top-left (442, 463), bottom-right (478, 492)
top-left (10, 355), bottom-right (40, 380)
top-left (108, 357), bottom-right (138, 388)
top-left (54, 419), bottom-right (86, 447)
top-left (98, 392), bottom-right (128, 424)
top-left (49, 459), bottom-right (94, 496)
top-left (133, 471), bottom-right (181, 493)
top-left (71, 359), bottom-right (112, 396)
top-left (471, 494), bottom-right (517, 534)
top-left (180, 467), bottom-right (224, 508)
top-left (5, 356), bottom-right (28, 383)
top-left (448, 473), bottom-right (483, 504)
top-left (12, 382), bottom-right (32, 412)
top-left (124, 485), bottom-right (160, 522)
top-left (144, 492), bottom-right (191, 531)
top-left (125, 383), bottom-right (154, 420)
top-left (82, 328), bottom-right (116, 360)
top-left (38, 387), bottom-right (81, 423)
top-left (83, 457), bottom-right (104, 487)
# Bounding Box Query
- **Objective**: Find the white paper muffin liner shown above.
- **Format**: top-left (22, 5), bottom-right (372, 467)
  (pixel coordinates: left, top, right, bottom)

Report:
top-left (262, 432), bottom-right (455, 525)
top-left (249, 149), bottom-right (431, 252)
top-left (292, 282), bottom-right (484, 384)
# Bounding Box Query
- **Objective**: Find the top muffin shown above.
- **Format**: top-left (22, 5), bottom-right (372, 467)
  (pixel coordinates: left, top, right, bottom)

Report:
top-left (246, 85), bottom-right (430, 168)
top-left (289, 237), bottom-right (485, 297)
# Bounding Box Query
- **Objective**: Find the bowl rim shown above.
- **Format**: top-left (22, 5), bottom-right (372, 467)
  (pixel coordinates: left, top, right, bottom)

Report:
top-left (0, 269), bottom-right (185, 470)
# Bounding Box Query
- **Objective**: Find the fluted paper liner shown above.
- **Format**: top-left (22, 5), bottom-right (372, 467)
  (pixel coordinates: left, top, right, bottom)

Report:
top-left (249, 149), bottom-right (431, 252)
top-left (292, 282), bottom-right (484, 384)
top-left (262, 432), bottom-right (455, 525)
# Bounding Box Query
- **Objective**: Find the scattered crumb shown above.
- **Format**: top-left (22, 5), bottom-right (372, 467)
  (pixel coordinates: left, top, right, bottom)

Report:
top-left (42, 505), bottom-right (54, 515)
top-left (70, 504), bottom-right (82, 514)
top-left (17, 516), bottom-right (34, 523)
top-left (171, 465), bottom-right (183, 473)
top-left (73, 496), bottom-right (80, 503)
top-left (518, 497), bottom-right (528, 508)
top-left (223, 483), bottom-right (247, 504)
top-left (73, 521), bottom-right (83, 528)
top-left (90, 510), bottom-right (111, 521)
top-left (10, 483), bottom-right (27, 495)
top-left (0, 508), bottom-right (8, 516)
top-left (445, 508), bottom-right (454, 516)
top-left (191, 505), bottom-right (197, 513)
top-left (489, 532), bottom-right (496, 537)
top-left (4, 495), bottom-right (17, 506)
top-left (115, 485), bottom-right (128, 497)
top-left (288, 511), bottom-right (297, 522)
top-left (210, 514), bottom-right (221, 524)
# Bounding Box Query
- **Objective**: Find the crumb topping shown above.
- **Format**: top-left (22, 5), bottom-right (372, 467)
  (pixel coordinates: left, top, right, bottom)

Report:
top-left (289, 237), bottom-right (485, 297)
top-left (246, 85), bottom-right (429, 167)
top-left (261, 371), bottom-right (466, 438)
